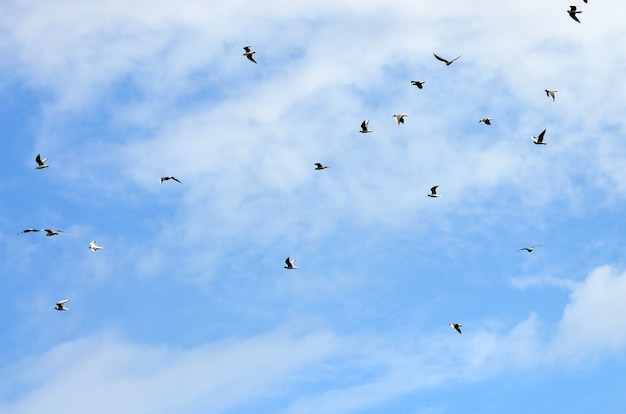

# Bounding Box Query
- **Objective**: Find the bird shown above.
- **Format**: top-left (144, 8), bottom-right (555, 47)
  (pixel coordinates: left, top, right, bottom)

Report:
top-left (243, 46), bottom-right (257, 64)
top-left (411, 81), bottom-right (425, 89)
top-left (89, 240), bottom-right (103, 252)
top-left (479, 118), bottom-right (493, 125)
top-left (450, 323), bottom-right (462, 335)
top-left (43, 229), bottom-right (64, 237)
top-left (532, 129), bottom-right (547, 145)
top-left (359, 120), bottom-right (372, 133)
top-left (18, 228), bottom-right (41, 234)
top-left (314, 163), bottom-right (329, 170)
top-left (516, 245), bottom-right (542, 253)
top-left (568, 6), bottom-right (582, 23)
top-left (35, 153), bottom-right (49, 169)
top-left (583, 0), bottom-right (587, 2)
top-left (433, 53), bottom-right (462, 66)
top-left (393, 114), bottom-right (408, 125)
top-left (545, 89), bottom-right (558, 102)
top-left (160, 176), bottom-right (182, 184)
top-left (55, 299), bottom-right (70, 311)
top-left (427, 185), bottom-right (441, 198)
top-left (284, 257), bottom-right (297, 269)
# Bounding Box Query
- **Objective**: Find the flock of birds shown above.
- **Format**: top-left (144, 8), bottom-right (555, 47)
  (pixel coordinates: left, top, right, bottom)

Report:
top-left (19, 5), bottom-right (586, 335)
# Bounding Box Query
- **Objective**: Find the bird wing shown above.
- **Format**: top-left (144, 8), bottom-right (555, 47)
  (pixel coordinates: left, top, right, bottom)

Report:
top-left (57, 299), bottom-right (69, 305)
top-left (451, 55), bottom-right (462, 63)
top-left (171, 177), bottom-right (182, 183)
top-left (433, 53), bottom-right (448, 64)
top-left (243, 46), bottom-right (251, 52)
top-left (537, 129), bottom-right (546, 143)
top-left (247, 55), bottom-right (257, 64)
top-left (430, 185), bottom-right (439, 195)
top-left (361, 120), bottom-right (368, 131)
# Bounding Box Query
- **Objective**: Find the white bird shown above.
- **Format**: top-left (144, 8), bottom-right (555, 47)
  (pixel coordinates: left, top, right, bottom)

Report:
top-left (314, 163), bottom-right (329, 170)
top-left (479, 118), bottom-right (493, 125)
top-left (433, 53), bottom-right (462, 66)
top-left (532, 129), bottom-right (547, 145)
top-left (243, 46), bottom-right (257, 64)
top-left (411, 81), bottom-right (425, 89)
top-left (55, 299), bottom-right (69, 311)
top-left (450, 323), bottom-right (462, 335)
top-left (18, 228), bottom-right (41, 234)
top-left (44, 229), bottom-right (64, 237)
top-left (160, 176), bottom-right (182, 184)
top-left (516, 244), bottom-right (542, 253)
top-left (545, 89), bottom-right (558, 102)
top-left (427, 185), bottom-right (441, 198)
top-left (35, 153), bottom-right (49, 169)
top-left (359, 120), bottom-right (372, 133)
top-left (568, 6), bottom-right (582, 23)
top-left (89, 240), bottom-right (103, 252)
top-left (393, 114), bottom-right (408, 125)
top-left (284, 257), bottom-right (297, 269)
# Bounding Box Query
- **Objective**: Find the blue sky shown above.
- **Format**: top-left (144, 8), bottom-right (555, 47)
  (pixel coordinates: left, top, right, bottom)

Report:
top-left (2, 0), bottom-right (626, 412)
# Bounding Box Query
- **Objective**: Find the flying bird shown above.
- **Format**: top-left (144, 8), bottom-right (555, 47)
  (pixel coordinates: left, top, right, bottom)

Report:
top-left (411, 81), bottom-right (425, 89)
top-left (43, 229), bottom-right (64, 237)
top-left (89, 240), bottom-right (103, 252)
top-left (450, 323), bottom-right (463, 335)
top-left (160, 176), bottom-right (182, 184)
top-left (35, 153), bottom-right (49, 169)
top-left (427, 185), bottom-right (441, 198)
top-left (479, 118), bottom-right (493, 125)
top-left (18, 228), bottom-right (41, 234)
top-left (532, 129), bottom-right (547, 145)
top-left (243, 46), bottom-right (257, 64)
top-left (393, 114), bottom-right (408, 125)
top-left (314, 163), bottom-right (329, 170)
top-left (568, 6), bottom-right (582, 23)
top-left (516, 245), bottom-right (542, 253)
top-left (55, 299), bottom-right (70, 311)
top-left (284, 257), bottom-right (297, 269)
top-left (433, 53), bottom-right (462, 66)
top-left (545, 89), bottom-right (558, 102)
top-left (359, 120), bottom-right (372, 133)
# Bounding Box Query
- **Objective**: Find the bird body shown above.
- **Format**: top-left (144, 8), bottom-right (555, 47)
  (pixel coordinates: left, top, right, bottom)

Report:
top-left (450, 323), bottom-right (462, 335)
top-left (243, 46), bottom-right (257, 64)
top-left (433, 53), bottom-right (462, 66)
top-left (55, 299), bottom-right (69, 311)
top-left (393, 114), bottom-right (408, 125)
top-left (359, 120), bottom-right (372, 133)
top-left (428, 185), bottom-right (441, 198)
top-left (284, 257), bottom-right (297, 269)
top-left (89, 240), bottom-right (103, 252)
top-left (568, 6), bottom-right (582, 23)
top-left (411, 81), bottom-right (425, 89)
top-left (160, 176), bottom-right (182, 184)
top-left (479, 118), bottom-right (493, 125)
top-left (35, 153), bottom-right (48, 169)
top-left (545, 89), bottom-right (558, 102)
top-left (532, 129), bottom-right (547, 145)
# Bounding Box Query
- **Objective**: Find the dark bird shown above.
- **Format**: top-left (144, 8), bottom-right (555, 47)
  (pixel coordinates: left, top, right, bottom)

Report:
top-left (314, 163), bottom-right (329, 170)
top-left (359, 120), bottom-right (372, 133)
top-left (532, 129), bottom-right (547, 145)
top-left (243, 46), bottom-right (257, 64)
top-left (44, 229), bottom-right (65, 237)
top-left (18, 228), bottom-right (41, 234)
top-left (284, 257), bottom-right (297, 269)
top-left (433, 53), bottom-right (462, 66)
top-left (568, 6), bottom-right (582, 23)
top-left (411, 81), bottom-right (425, 89)
top-left (427, 185), bottom-right (441, 198)
top-left (35, 153), bottom-right (49, 169)
top-left (479, 118), bottom-right (493, 125)
top-left (450, 323), bottom-right (462, 335)
top-left (55, 299), bottom-right (69, 311)
top-left (160, 176), bottom-right (182, 184)
top-left (516, 245), bottom-right (542, 253)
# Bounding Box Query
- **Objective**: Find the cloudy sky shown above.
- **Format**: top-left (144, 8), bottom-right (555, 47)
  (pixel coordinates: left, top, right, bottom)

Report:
top-left (2, 0), bottom-right (626, 413)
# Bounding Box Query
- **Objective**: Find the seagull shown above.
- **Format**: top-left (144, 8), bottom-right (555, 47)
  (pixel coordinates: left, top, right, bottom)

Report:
top-left (35, 153), bottom-right (49, 169)
top-left (568, 6), bottom-right (582, 23)
top-left (89, 240), bottom-right (103, 252)
top-left (160, 176), bottom-right (182, 184)
top-left (433, 53), bottom-right (462, 66)
top-left (427, 185), bottom-right (441, 198)
top-left (450, 323), bottom-right (462, 335)
top-left (18, 228), bottom-right (41, 234)
top-left (43, 229), bottom-right (64, 237)
top-left (55, 299), bottom-right (69, 311)
top-left (545, 89), bottom-right (558, 102)
top-left (532, 129), bottom-right (547, 145)
top-left (516, 245), bottom-right (542, 253)
top-left (243, 46), bottom-right (257, 64)
top-left (314, 163), bottom-right (329, 170)
top-left (393, 114), bottom-right (408, 125)
top-left (479, 118), bottom-right (493, 125)
top-left (359, 120), bottom-right (372, 133)
top-left (411, 81), bottom-right (425, 89)
top-left (284, 257), bottom-right (297, 269)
